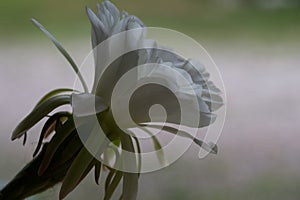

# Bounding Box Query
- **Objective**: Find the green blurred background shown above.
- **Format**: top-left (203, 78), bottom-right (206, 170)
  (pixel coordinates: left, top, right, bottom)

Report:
top-left (1, 0), bottom-right (300, 41)
top-left (0, 0), bottom-right (300, 200)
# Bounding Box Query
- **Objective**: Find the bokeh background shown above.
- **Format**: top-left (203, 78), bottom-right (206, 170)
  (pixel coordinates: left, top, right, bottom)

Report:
top-left (0, 0), bottom-right (300, 199)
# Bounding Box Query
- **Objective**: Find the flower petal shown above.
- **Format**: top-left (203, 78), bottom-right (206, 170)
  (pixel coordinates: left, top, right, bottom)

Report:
top-left (86, 7), bottom-right (108, 46)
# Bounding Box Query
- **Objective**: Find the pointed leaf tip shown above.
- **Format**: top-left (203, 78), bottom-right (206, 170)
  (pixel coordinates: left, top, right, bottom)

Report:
top-left (59, 148), bottom-right (94, 199)
top-left (208, 142), bottom-right (218, 154)
top-left (94, 162), bottom-right (102, 185)
top-left (11, 94), bottom-right (71, 141)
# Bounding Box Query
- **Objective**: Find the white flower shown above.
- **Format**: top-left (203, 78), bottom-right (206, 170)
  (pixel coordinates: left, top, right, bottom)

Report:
top-left (5, 1), bottom-right (223, 200)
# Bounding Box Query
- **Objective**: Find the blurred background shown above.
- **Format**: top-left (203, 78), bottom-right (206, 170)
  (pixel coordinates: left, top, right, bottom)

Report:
top-left (0, 0), bottom-right (300, 199)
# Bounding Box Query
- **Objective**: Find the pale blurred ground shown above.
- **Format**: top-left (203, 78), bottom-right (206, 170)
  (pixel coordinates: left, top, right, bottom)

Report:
top-left (0, 0), bottom-right (300, 199)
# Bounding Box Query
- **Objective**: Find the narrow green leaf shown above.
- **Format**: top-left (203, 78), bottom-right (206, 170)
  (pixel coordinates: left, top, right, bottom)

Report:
top-left (132, 136), bottom-right (141, 176)
top-left (145, 124), bottom-right (218, 154)
top-left (122, 172), bottom-right (138, 200)
top-left (49, 132), bottom-right (83, 170)
top-left (35, 88), bottom-right (76, 108)
top-left (12, 95), bottom-right (72, 140)
top-left (31, 19), bottom-right (89, 93)
top-left (38, 118), bottom-right (76, 175)
top-left (94, 161), bottom-right (102, 185)
top-left (140, 127), bottom-right (166, 166)
top-left (33, 111), bottom-right (71, 157)
top-left (22, 132), bottom-right (27, 146)
top-left (120, 134), bottom-right (138, 200)
top-left (151, 136), bottom-right (165, 165)
top-left (59, 122), bottom-right (109, 199)
top-left (105, 169), bottom-right (116, 192)
top-left (59, 148), bottom-right (94, 200)
top-left (193, 140), bottom-right (218, 154)
top-left (104, 170), bottom-right (123, 200)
